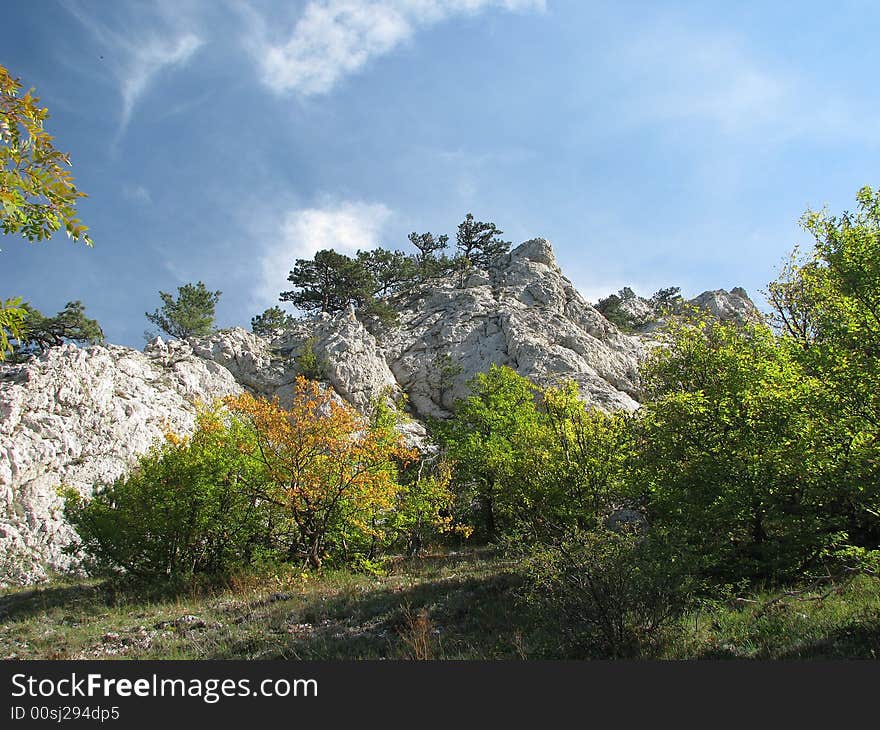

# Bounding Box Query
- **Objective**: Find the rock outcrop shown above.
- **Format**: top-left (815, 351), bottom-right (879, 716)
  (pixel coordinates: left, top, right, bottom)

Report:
top-left (688, 287), bottom-right (763, 325)
top-left (384, 239), bottom-right (644, 416)
top-left (0, 237), bottom-right (760, 585)
top-left (596, 284), bottom-right (763, 334)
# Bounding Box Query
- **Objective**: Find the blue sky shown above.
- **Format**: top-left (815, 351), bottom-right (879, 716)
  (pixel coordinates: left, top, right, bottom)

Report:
top-left (3, 0), bottom-right (880, 347)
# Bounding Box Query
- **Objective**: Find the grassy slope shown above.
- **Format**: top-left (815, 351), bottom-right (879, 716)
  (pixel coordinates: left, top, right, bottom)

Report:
top-left (1, 548), bottom-right (878, 660)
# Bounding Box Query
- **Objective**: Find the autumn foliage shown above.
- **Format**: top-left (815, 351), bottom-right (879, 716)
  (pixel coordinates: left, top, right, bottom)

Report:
top-left (225, 378), bottom-right (417, 568)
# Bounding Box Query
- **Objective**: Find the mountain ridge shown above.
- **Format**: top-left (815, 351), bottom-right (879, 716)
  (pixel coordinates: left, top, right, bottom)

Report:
top-left (0, 237), bottom-right (760, 585)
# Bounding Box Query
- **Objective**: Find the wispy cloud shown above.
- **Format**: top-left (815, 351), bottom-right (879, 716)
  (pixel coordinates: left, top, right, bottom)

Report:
top-left (609, 25), bottom-right (788, 135)
top-left (61, 0), bottom-right (204, 139)
top-left (252, 201), bottom-right (393, 310)
top-left (242, 0), bottom-right (545, 96)
top-left (122, 184), bottom-right (153, 205)
top-left (116, 35), bottom-right (203, 135)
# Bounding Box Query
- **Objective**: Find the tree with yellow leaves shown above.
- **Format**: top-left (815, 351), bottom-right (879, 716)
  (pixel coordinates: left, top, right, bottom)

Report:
top-left (226, 378), bottom-right (416, 568)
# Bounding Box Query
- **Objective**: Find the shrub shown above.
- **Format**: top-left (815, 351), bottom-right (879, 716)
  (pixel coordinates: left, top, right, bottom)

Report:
top-left (225, 379), bottom-right (416, 568)
top-left (637, 320), bottom-right (852, 583)
top-left (251, 306), bottom-right (295, 338)
top-left (63, 407), bottom-right (276, 582)
top-left (392, 457), bottom-right (471, 556)
top-left (357, 298), bottom-right (399, 335)
top-left (295, 337), bottom-right (326, 380)
top-left (440, 368), bottom-right (633, 543)
top-left (521, 528), bottom-right (697, 658)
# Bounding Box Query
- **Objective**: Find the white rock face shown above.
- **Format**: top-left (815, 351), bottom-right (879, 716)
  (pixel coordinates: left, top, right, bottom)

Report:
top-left (311, 308), bottom-right (402, 412)
top-left (689, 287), bottom-right (763, 325)
top-left (385, 239), bottom-right (645, 417)
top-left (617, 295), bottom-right (656, 328)
top-left (186, 329), bottom-right (282, 397)
top-left (0, 237), bottom-right (760, 585)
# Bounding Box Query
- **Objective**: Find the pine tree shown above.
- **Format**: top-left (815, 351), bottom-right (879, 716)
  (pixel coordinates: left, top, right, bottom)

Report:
top-left (357, 248), bottom-right (415, 297)
top-left (145, 281), bottom-right (221, 339)
top-left (280, 249), bottom-right (372, 314)
top-left (455, 213), bottom-right (510, 269)
top-left (251, 306), bottom-right (295, 338)
top-left (14, 300), bottom-right (103, 356)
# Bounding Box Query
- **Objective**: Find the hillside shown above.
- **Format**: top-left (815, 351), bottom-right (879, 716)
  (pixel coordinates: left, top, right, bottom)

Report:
top-left (0, 237), bottom-right (757, 587)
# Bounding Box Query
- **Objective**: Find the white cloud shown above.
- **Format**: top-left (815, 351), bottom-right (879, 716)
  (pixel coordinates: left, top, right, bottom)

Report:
top-left (243, 0), bottom-right (546, 96)
top-left (252, 201), bottom-right (393, 310)
top-left (117, 34), bottom-right (203, 135)
top-left (61, 1), bottom-right (204, 138)
top-left (122, 184), bottom-right (153, 205)
top-left (610, 25), bottom-right (789, 135)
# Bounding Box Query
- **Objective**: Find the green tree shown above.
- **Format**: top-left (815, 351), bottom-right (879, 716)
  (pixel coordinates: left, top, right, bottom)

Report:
top-left (455, 213), bottom-right (510, 270)
top-left (636, 319), bottom-right (847, 581)
top-left (777, 187), bottom-right (880, 420)
top-left (439, 365), bottom-right (542, 539)
top-left (596, 292), bottom-right (629, 330)
top-left (0, 64), bottom-right (91, 244)
top-left (650, 286), bottom-right (683, 313)
top-left (357, 247), bottom-right (415, 297)
top-left (280, 249), bottom-right (372, 315)
top-left (597, 288), bottom-right (645, 331)
top-left (145, 281), bottom-right (221, 340)
top-left (13, 300), bottom-right (103, 357)
top-left (358, 296), bottom-right (400, 332)
top-left (535, 382), bottom-right (633, 535)
top-left (408, 231), bottom-right (451, 280)
top-left (765, 186), bottom-right (880, 552)
top-left (251, 305), bottom-right (295, 338)
top-left (391, 457), bottom-right (466, 556)
top-left (408, 231), bottom-right (448, 262)
top-left (294, 336), bottom-right (327, 380)
top-left (0, 297), bottom-right (26, 360)
top-left (766, 247), bottom-right (819, 346)
top-left (434, 352), bottom-right (463, 406)
top-left (1, 64), bottom-right (92, 359)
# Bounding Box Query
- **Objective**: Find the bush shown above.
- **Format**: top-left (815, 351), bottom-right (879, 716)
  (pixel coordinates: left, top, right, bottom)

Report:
top-left (63, 408), bottom-right (277, 583)
top-left (440, 368), bottom-right (633, 543)
top-left (520, 528), bottom-right (698, 658)
top-left (392, 457), bottom-right (471, 556)
top-left (357, 297), bottom-right (399, 335)
top-left (637, 320), bottom-right (854, 583)
top-left (295, 337), bottom-right (327, 380)
top-left (251, 306), bottom-right (295, 338)
top-left (225, 379), bottom-right (416, 569)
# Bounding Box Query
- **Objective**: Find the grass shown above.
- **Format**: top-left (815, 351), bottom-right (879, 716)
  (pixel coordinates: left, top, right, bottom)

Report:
top-left (0, 548), bottom-right (538, 660)
top-left (1, 548), bottom-right (878, 660)
top-left (672, 573), bottom-right (880, 659)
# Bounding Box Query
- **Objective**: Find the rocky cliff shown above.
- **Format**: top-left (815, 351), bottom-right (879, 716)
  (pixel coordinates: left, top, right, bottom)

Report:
top-left (0, 238), bottom-right (760, 585)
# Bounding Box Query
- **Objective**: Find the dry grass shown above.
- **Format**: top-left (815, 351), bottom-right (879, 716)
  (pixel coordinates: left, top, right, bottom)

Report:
top-left (2, 549), bottom-right (879, 660)
top-left (397, 603), bottom-right (438, 660)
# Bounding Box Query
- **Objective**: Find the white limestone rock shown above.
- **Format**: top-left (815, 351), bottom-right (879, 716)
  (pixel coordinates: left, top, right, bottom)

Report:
top-left (385, 239), bottom-right (645, 417)
top-left (689, 287), bottom-right (763, 325)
